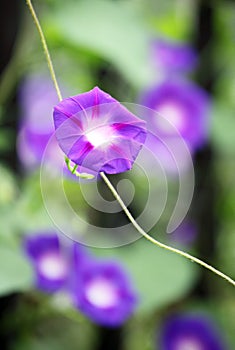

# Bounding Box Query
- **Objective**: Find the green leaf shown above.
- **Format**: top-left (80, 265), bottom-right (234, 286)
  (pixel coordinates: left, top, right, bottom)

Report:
top-left (0, 246), bottom-right (33, 295)
top-left (93, 239), bottom-right (198, 313)
top-left (44, 0), bottom-right (155, 88)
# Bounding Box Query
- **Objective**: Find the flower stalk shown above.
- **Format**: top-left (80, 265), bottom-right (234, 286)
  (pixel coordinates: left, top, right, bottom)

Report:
top-left (26, 0), bottom-right (62, 102)
top-left (65, 157), bottom-right (94, 179)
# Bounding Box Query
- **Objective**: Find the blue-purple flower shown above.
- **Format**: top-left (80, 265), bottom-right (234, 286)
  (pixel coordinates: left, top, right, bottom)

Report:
top-left (24, 232), bottom-right (72, 292)
top-left (169, 221), bottom-right (198, 247)
top-left (139, 79), bottom-right (210, 152)
top-left (53, 87), bottom-right (147, 174)
top-left (151, 39), bottom-right (197, 75)
top-left (24, 233), bottom-right (138, 326)
top-left (69, 258), bottom-right (138, 327)
top-left (144, 133), bottom-right (193, 175)
top-left (17, 74), bottom-right (59, 170)
top-left (159, 313), bottom-right (226, 350)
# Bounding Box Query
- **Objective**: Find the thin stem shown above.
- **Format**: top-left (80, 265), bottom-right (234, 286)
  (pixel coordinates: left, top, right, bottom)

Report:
top-left (65, 157), bottom-right (94, 179)
top-left (72, 164), bottom-right (78, 174)
top-left (100, 172), bottom-right (235, 287)
top-left (25, 0), bottom-right (62, 102)
top-left (26, 0), bottom-right (235, 288)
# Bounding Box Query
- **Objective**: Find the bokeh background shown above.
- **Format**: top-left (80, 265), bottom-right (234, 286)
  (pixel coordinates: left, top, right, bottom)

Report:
top-left (0, 0), bottom-right (235, 349)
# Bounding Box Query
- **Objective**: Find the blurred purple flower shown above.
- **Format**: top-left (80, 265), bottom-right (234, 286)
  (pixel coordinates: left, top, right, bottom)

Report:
top-left (169, 221), bottom-right (198, 247)
top-left (53, 87), bottom-right (147, 174)
top-left (159, 313), bottom-right (226, 350)
top-left (17, 74), bottom-right (59, 170)
top-left (24, 233), bottom-right (138, 326)
top-left (139, 79), bottom-right (210, 152)
top-left (151, 39), bottom-right (197, 75)
top-left (24, 232), bottom-right (79, 293)
top-left (70, 258), bottom-right (138, 327)
top-left (144, 134), bottom-right (193, 175)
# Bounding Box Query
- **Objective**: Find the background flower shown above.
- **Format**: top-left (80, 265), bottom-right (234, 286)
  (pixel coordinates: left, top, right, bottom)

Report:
top-left (24, 232), bottom-right (138, 327)
top-left (17, 74), bottom-right (59, 170)
top-left (69, 258), bottom-right (138, 327)
top-left (159, 313), bottom-right (226, 350)
top-left (24, 232), bottom-right (71, 292)
top-left (139, 79), bottom-right (210, 153)
top-left (151, 39), bottom-right (197, 76)
top-left (169, 221), bottom-right (198, 248)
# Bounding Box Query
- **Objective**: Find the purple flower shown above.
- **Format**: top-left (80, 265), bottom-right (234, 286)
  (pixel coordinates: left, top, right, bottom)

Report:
top-left (151, 39), bottom-right (197, 75)
top-left (17, 74), bottom-right (59, 170)
top-left (23, 233), bottom-right (138, 326)
top-left (53, 87), bottom-right (147, 174)
top-left (169, 221), bottom-right (198, 247)
top-left (69, 258), bottom-right (138, 327)
top-left (24, 232), bottom-right (74, 293)
top-left (144, 134), bottom-right (193, 175)
top-left (159, 313), bottom-right (226, 350)
top-left (139, 79), bottom-right (210, 152)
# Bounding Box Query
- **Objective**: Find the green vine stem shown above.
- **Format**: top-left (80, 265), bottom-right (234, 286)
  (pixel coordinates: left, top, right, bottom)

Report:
top-left (26, 0), bottom-right (235, 287)
top-left (25, 0), bottom-right (62, 102)
top-left (65, 157), bottom-right (94, 179)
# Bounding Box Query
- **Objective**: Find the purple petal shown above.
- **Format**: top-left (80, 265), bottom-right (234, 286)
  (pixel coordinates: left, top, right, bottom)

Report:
top-left (169, 221), bottom-right (198, 247)
top-left (53, 87), bottom-right (147, 174)
top-left (151, 39), bottom-right (198, 75)
top-left (69, 259), bottom-right (138, 326)
top-left (144, 132), bottom-right (193, 175)
top-left (24, 233), bottom-right (60, 259)
top-left (17, 74), bottom-right (61, 170)
top-left (66, 130), bottom-right (145, 174)
top-left (54, 87), bottom-right (117, 129)
top-left (24, 233), bottom-right (67, 292)
top-left (19, 74), bottom-right (58, 133)
top-left (159, 313), bottom-right (226, 350)
top-left (139, 79), bottom-right (210, 152)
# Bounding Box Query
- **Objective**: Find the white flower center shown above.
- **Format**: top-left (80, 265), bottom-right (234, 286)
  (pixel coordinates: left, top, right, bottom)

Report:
top-left (86, 125), bottom-right (114, 147)
top-left (175, 338), bottom-right (203, 350)
top-left (85, 278), bottom-right (118, 308)
top-left (38, 253), bottom-right (67, 280)
top-left (156, 101), bottom-right (184, 133)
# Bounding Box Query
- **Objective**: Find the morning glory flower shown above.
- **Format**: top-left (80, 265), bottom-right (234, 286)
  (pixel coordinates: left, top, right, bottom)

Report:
top-left (69, 258), bottom-right (138, 327)
top-left (151, 39), bottom-right (197, 75)
top-left (144, 134), bottom-right (193, 175)
top-left (169, 221), bottom-right (198, 248)
top-left (53, 87), bottom-right (147, 174)
top-left (17, 74), bottom-right (59, 170)
top-left (139, 79), bottom-right (210, 152)
top-left (159, 313), bottom-right (226, 350)
top-left (24, 232), bottom-right (73, 293)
